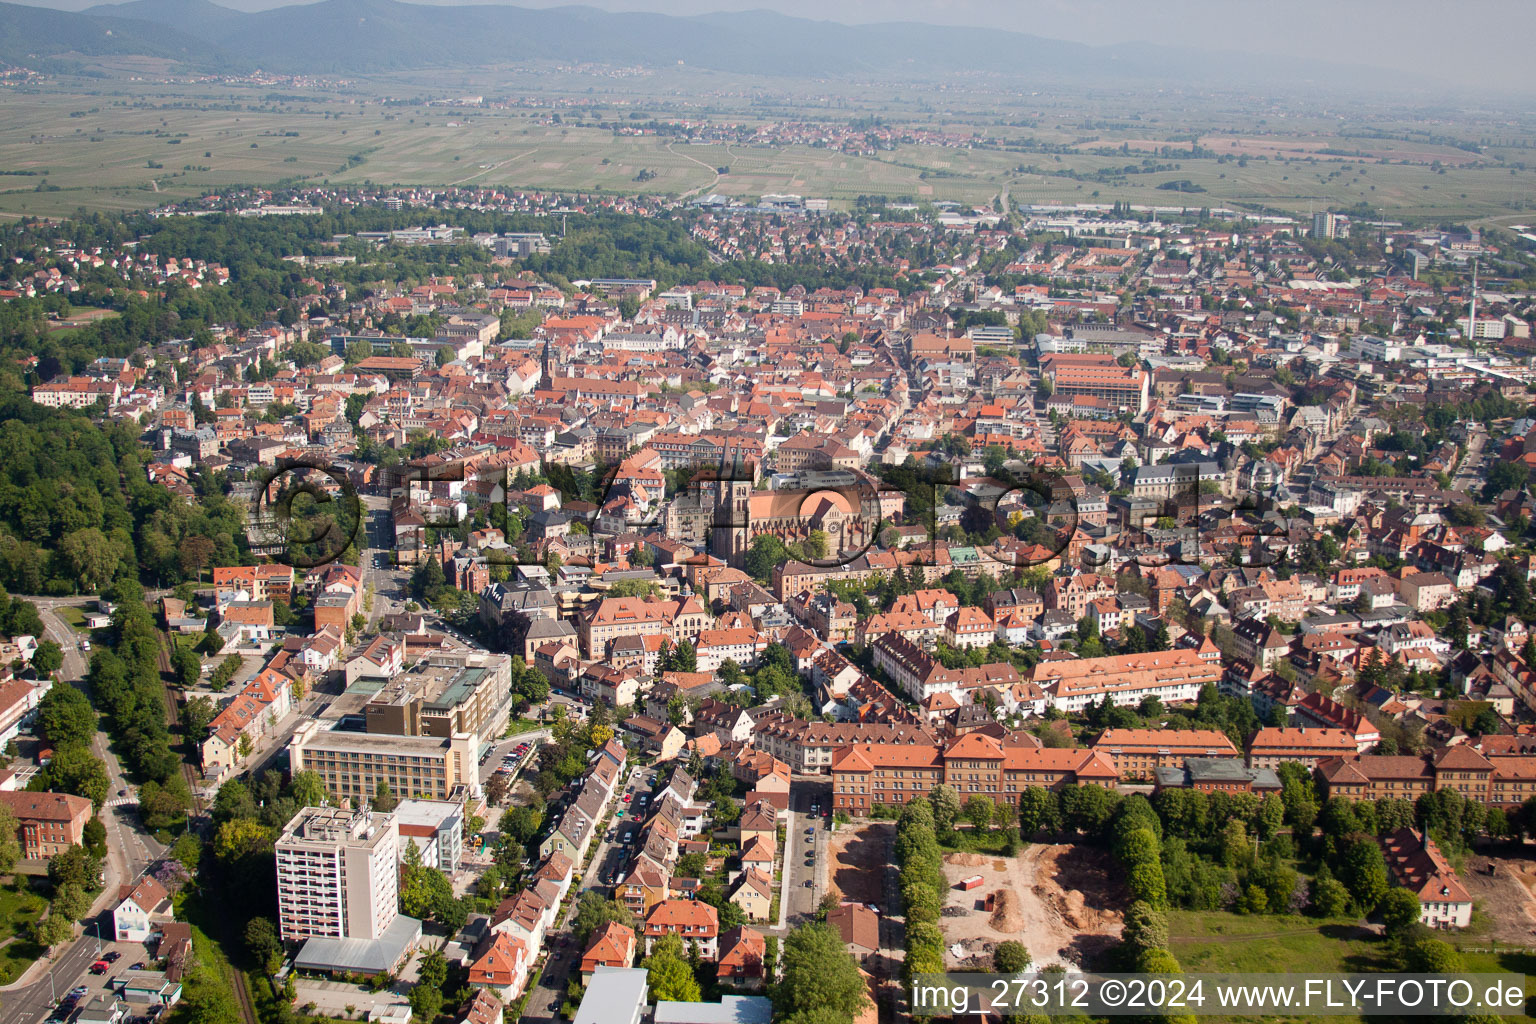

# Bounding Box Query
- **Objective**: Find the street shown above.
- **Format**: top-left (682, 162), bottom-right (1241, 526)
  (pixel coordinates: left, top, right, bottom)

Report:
top-left (517, 761), bottom-right (647, 1024)
top-left (4, 600), bottom-right (168, 1024)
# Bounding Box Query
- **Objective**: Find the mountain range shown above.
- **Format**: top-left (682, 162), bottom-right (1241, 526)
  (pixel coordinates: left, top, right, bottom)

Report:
top-left (1, 0), bottom-right (1404, 92)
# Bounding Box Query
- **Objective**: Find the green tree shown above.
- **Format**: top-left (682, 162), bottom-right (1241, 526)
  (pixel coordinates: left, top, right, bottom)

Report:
top-left (994, 940), bottom-right (1031, 974)
top-left (372, 780), bottom-right (398, 813)
top-left (646, 933), bottom-right (701, 1002)
top-left (288, 770), bottom-right (329, 808)
top-left (1405, 937), bottom-right (1464, 974)
top-left (409, 947), bottom-right (448, 1021)
top-left (1309, 867), bottom-right (1351, 918)
top-left (772, 923), bottom-right (870, 1024)
top-left (1337, 837), bottom-right (1390, 912)
top-left (31, 743), bottom-right (110, 809)
top-left (928, 784), bottom-right (961, 832)
top-left (36, 685), bottom-right (96, 748)
top-left (38, 912), bottom-right (72, 950)
top-left (964, 795), bottom-right (994, 831)
top-left (1378, 887), bottom-right (1423, 938)
top-left (31, 639), bottom-right (63, 677)
top-left (572, 891), bottom-right (631, 942)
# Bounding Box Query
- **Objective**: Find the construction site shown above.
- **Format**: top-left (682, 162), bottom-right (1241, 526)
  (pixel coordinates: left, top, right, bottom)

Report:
top-left (938, 843), bottom-right (1126, 969)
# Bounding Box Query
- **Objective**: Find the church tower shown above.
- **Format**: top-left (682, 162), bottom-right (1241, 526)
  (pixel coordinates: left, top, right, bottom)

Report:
top-left (711, 474), bottom-right (752, 568)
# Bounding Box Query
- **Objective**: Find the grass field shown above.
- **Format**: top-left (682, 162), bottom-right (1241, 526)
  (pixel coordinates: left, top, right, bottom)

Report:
top-left (1169, 910), bottom-right (1536, 1023)
top-left (53, 605), bottom-right (89, 631)
top-left (0, 879), bottom-right (49, 984)
top-left (4, 71), bottom-right (1536, 222)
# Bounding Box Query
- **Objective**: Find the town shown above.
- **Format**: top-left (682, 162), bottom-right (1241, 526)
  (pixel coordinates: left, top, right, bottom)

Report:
top-left (3, 139), bottom-right (1536, 1024)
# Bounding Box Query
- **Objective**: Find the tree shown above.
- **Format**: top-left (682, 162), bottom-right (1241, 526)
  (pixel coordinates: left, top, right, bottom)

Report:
top-left (32, 743), bottom-right (110, 809)
top-left (48, 845), bottom-right (101, 892)
top-left (409, 947), bottom-right (448, 1022)
top-left (964, 795), bottom-right (994, 832)
top-left (372, 780), bottom-right (398, 813)
top-left (1404, 937), bottom-right (1464, 974)
top-left (0, 803), bottom-right (21, 872)
top-left (31, 639), bottom-right (63, 678)
top-left (182, 695), bottom-right (216, 746)
top-left (288, 770), bottom-right (329, 808)
top-left (245, 918), bottom-right (283, 975)
top-left (994, 940), bottom-right (1031, 974)
top-left (772, 923), bottom-right (870, 1024)
top-left (36, 685), bottom-right (96, 748)
top-left (1309, 867), bottom-right (1351, 918)
top-left (1337, 837), bottom-right (1390, 912)
top-left (646, 934), bottom-right (701, 1002)
top-left (1018, 786), bottom-right (1060, 837)
top-left (38, 912), bottom-right (72, 950)
top-left (53, 882), bottom-right (91, 922)
top-left (171, 645), bottom-right (200, 688)
top-left (572, 891), bottom-right (631, 942)
top-left (928, 784), bottom-right (961, 833)
top-left (1378, 887), bottom-right (1422, 939)
top-left (60, 528), bottom-right (123, 592)
top-left (1121, 900), bottom-right (1169, 956)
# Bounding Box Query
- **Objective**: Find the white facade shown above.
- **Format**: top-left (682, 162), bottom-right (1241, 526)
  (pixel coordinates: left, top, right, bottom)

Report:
top-left (276, 807), bottom-right (400, 944)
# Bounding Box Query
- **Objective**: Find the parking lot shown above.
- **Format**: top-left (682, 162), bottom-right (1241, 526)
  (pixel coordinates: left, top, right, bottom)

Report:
top-left (42, 936), bottom-right (164, 1024)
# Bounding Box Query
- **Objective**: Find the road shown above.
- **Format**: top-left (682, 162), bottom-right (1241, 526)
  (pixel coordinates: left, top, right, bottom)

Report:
top-left (781, 779), bottom-right (833, 928)
top-left (4, 600), bottom-right (168, 1024)
top-left (518, 762), bottom-right (647, 1024)
top-left (1452, 426), bottom-right (1488, 495)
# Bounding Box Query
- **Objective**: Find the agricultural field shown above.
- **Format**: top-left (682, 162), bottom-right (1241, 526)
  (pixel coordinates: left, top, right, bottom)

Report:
top-left (5, 70), bottom-right (1536, 221)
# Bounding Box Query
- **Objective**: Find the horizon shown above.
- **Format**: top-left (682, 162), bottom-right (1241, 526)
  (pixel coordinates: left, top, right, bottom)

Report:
top-left (9, 0), bottom-right (1535, 96)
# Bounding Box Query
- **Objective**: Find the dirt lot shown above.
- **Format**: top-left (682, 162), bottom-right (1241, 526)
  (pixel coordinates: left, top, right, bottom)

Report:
top-left (827, 822), bottom-right (893, 906)
top-left (939, 843), bottom-right (1124, 970)
top-left (1467, 851), bottom-right (1536, 945)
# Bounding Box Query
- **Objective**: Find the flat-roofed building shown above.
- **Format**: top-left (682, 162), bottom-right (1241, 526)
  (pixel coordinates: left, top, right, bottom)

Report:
top-left (288, 719), bottom-right (480, 804)
top-left (276, 806), bottom-right (402, 944)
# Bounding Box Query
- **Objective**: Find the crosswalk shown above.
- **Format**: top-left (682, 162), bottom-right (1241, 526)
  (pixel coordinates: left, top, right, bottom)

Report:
top-left (103, 796), bottom-right (136, 809)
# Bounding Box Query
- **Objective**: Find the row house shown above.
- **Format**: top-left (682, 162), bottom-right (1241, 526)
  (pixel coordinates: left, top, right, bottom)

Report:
top-left (200, 668), bottom-right (295, 780)
top-left (1318, 746), bottom-right (1536, 808)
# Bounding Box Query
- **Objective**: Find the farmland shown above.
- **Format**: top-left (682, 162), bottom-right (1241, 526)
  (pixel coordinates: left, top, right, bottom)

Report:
top-left (5, 68), bottom-right (1536, 222)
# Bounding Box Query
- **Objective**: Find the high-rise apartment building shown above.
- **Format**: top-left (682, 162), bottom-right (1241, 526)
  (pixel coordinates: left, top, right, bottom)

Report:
top-left (276, 806), bottom-right (400, 944)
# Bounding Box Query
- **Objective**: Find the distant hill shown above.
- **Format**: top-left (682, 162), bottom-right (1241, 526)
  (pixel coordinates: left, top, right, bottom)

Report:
top-left (10, 0), bottom-right (1383, 90)
top-left (0, 0), bottom-right (228, 66)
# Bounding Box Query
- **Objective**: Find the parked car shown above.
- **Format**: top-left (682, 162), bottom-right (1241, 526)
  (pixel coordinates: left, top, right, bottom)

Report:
top-left (103, 952), bottom-right (121, 963)
top-left (88, 963), bottom-right (108, 975)
top-left (69, 988), bottom-right (88, 999)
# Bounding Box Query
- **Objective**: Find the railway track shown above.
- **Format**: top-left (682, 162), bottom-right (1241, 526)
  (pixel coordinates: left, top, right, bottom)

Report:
top-left (229, 966), bottom-right (258, 1024)
top-left (155, 629), bottom-right (205, 815)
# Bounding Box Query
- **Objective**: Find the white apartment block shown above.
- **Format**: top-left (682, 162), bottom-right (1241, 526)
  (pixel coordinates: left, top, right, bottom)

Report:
top-left (276, 806), bottom-right (400, 944)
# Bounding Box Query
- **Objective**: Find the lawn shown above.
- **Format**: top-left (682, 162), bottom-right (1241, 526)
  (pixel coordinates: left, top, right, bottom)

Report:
top-left (54, 606), bottom-right (89, 631)
top-left (0, 878), bottom-right (50, 984)
top-left (1168, 910), bottom-right (1536, 1023)
top-left (503, 717), bottom-right (545, 738)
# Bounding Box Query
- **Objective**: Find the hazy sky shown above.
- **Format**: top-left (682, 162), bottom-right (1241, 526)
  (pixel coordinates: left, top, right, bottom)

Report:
top-left (27, 0), bottom-right (1536, 80)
